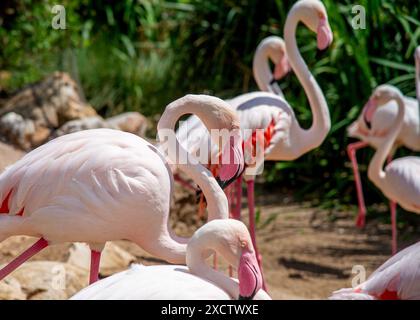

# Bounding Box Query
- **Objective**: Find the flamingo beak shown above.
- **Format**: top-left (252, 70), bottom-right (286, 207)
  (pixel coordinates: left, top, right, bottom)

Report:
top-left (362, 98), bottom-right (376, 130)
top-left (273, 53), bottom-right (291, 81)
top-left (219, 130), bottom-right (244, 182)
top-left (317, 16), bottom-right (333, 51)
top-left (238, 248), bottom-right (263, 300)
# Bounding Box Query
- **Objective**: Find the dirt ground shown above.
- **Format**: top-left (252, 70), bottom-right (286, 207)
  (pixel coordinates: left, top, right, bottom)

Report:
top-left (0, 141), bottom-right (419, 300)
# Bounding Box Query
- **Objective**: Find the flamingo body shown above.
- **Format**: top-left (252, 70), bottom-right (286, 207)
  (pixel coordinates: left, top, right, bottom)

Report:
top-left (381, 157), bottom-right (420, 213)
top-left (0, 128), bottom-right (172, 246)
top-left (330, 241), bottom-right (420, 300)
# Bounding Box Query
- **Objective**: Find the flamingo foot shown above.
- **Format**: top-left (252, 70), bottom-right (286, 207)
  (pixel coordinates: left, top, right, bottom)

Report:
top-left (0, 237), bottom-right (49, 281)
top-left (89, 250), bottom-right (102, 284)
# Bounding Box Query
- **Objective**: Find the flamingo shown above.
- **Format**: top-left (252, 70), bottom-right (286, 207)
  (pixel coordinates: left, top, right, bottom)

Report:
top-left (176, 0), bottom-right (333, 289)
top-left (70, 219), bottom-right (270, 300)
top-left (329, 240), bottom-right (420, 300)
top-left (0, 94), bottom-right (244, 285)
top-left (347, 47), bottom-right (420, 254)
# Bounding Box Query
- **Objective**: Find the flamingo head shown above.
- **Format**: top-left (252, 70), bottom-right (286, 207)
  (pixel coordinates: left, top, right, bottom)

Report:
top-left (204, 219), bottom-right (263, 299)
top-left (238, 244), bottom-right (263, 300)
top-left (187, 219), bottom-right (264, 300)
top-left (363, 85), bottom-right (402, 129)
top-left (267, 37), bottom-right (291, 81)
top-left (218, 128), bottom-right (244, 182)
top-left (296, 0), bottom-right (333, 51)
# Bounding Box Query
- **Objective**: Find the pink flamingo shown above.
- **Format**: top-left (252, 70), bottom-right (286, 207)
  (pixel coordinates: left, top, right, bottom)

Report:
top-left (347, 48), bottom-right (420, 254)
top-left (70, 219), bottom-right (270, 300)
top-left (331, 87), bottom-right (420, 300)
top-left (0, 94), bottom-right (244, 285)
top-left (330, 240), bottom-right (420, 300)
top-left (176, 0), bottom-right (333, 290)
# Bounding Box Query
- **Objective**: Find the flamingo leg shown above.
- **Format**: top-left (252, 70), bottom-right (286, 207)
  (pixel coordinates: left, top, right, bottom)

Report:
top-left (386, 154), bottom-right (398, 255)
top-left (390, 201), bottom-right (397, 255)
top-left (227, 177), bottom-right (242, 277)
top-left (246, 179), bottom-right (267, 291)
top-left (0, 237), bottom-right (49, 281)
top-left (174, 174), bottom-right (197, 192)
top-left (89, 250), bottom-right (102, 284)
top-left (234, 176), bottom-right (243, 220)
top-left (347, 141), bottom-right (369, 228)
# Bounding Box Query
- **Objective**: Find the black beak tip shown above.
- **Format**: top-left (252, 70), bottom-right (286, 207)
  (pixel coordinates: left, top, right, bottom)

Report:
top-left (316, 48), bottom-right (328, 59)
top-left (363, 115), bottom-right (372, 130)
top-left (269, 78), bottom-right (277, 85)
top-left (238, 295), bottom-right (253, 300)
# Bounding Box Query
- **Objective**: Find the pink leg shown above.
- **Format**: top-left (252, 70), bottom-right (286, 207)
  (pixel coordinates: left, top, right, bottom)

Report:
top-left (386, 154), bottom-right (398, 255)
top-left (174, 174), bottom-right (196, 192)
top-left (234, 176), bottom-right (243, 220)
top-left (246, 179), bottom-right (267, 291)
top-left (0, 238), bottom-right (49, 281)
top-left (89, 250), bottom-right (102, 284)
top-left (390, 201), bottom-right (397, 255)
top-left (347, 141), bottom-right (369, 228)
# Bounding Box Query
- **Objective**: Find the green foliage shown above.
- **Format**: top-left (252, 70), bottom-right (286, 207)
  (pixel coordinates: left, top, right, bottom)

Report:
top-left (0, 0), bottom-right (419, 207)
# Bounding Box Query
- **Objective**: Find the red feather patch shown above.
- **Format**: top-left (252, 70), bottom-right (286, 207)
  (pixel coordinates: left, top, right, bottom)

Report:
top-left (0, 189), bottom-right (13, 214)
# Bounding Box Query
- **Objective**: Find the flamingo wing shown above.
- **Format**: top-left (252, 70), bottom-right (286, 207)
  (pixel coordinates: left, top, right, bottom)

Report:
top-left (361, 241), bottom-right (420, 300)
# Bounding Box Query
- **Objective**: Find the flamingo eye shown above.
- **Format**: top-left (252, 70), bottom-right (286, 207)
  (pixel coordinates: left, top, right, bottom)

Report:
top-left (240, 240), bottom-right (247, 248)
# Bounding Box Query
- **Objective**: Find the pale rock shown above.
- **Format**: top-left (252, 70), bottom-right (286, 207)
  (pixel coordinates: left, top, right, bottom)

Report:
top-left (0, 277), bottom-right (26, 300)
top-left (106, 112), bottom-right (149, 137)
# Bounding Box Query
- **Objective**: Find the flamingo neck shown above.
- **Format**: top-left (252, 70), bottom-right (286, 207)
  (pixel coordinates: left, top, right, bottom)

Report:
top-left (253, 40), bottom-right (284, 98)
top-left (284, 9), bottom-right (331, 156)
top-left (416, 51), bottom-right (420, 105)
top-left (368, 93), bottom-right (405, 186)
top-left (157, 97), bottom-right (229, 223)
top-left (187, 234), bottom-right (239, 299)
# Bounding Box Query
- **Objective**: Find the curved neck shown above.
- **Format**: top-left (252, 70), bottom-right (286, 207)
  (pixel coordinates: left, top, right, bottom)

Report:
top-left (158, 98), bottom-right (229, 222)
top-left (368, 94), bottom-right (405, 185)
top-left (416, 52), bottom-right (420, 104)
top-left (253, 43), bottom-right (284, 98)
top-left (187, 238), bottom-right (239, 299)
top-left (284, 9), bottom-right (331, 155)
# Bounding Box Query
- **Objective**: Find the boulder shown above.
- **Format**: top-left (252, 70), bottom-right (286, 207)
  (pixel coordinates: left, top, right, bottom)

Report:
top-left (106, 112), bottom-right (149, 137)
top-left (0, 72), bottom-right (97, 150)
top-left (0, 261), bottom-right (87, 300)
top-left (52, 116), bottom-right (114, 138)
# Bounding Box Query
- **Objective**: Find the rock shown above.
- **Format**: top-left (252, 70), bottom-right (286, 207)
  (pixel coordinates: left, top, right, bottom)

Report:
top-left (0, 141), bottom-right (25, 172)
top-left (52, 116), bottom-right (114, 138)
top-left (0, 72), bottom-right (97, 150)
top-left (0, 261), bottom-right (87, 300)
top-left (0, 277), bottom-right (26, 300)
top-left (106, 112), bottom-right (149, 137)
top-left (67, 242), bottom-right (136, 276)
